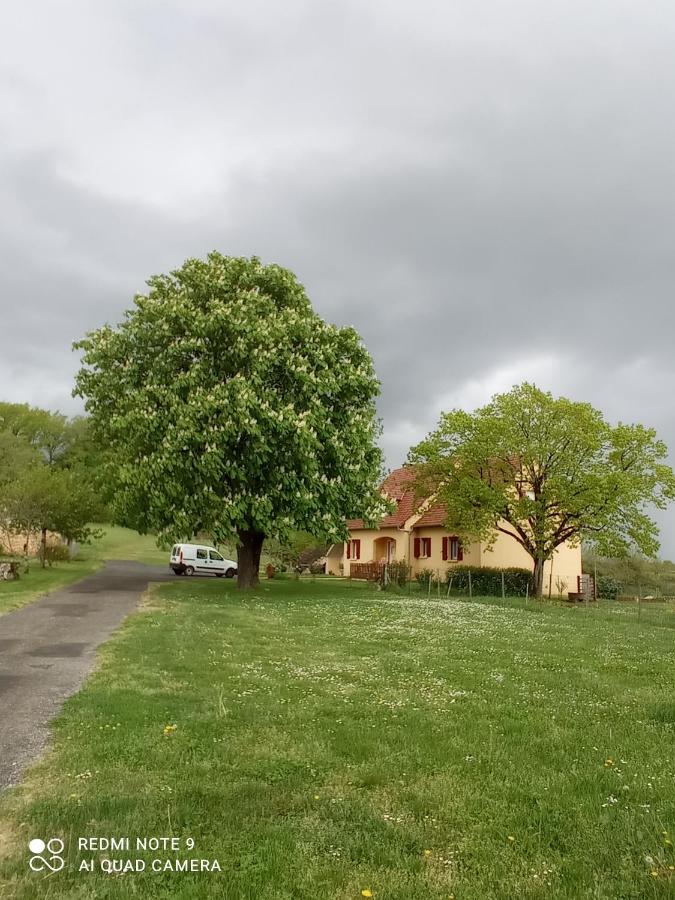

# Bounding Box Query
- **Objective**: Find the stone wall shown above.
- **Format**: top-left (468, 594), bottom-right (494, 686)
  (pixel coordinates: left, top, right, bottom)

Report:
top-left (0, 528), bottom-right (62, 557)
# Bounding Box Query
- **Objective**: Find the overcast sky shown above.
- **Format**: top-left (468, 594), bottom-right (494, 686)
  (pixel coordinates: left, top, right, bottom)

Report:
top-left (1, 0), bottom-right (674, 557)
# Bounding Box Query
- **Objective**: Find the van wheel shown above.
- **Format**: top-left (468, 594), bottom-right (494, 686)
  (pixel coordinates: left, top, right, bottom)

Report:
top-left (226, 568), bottom-right (235, 578)
top-left (185, 565), bottom-right (195, 576)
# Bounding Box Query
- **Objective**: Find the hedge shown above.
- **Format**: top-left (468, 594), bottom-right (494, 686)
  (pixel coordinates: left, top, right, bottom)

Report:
top-left (596, 574), bottom-right (621, 600)
top-left (422, 565), bottom-right (533, 596)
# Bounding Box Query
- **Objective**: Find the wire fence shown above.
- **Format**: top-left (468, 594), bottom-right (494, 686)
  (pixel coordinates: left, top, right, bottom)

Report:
top-left (347, 562), bottom-right (675, 631)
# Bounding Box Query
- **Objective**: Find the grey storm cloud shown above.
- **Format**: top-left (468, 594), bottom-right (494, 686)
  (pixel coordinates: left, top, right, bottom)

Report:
top-left (1, 0), bottom-right (674, 556)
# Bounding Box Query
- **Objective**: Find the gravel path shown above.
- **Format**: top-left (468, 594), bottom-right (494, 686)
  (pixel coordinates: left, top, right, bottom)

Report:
top-left (0, 560), bottom-right (174, 789)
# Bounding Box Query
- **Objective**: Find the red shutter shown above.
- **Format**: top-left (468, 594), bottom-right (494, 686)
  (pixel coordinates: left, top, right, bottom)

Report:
top-left (442, 537), bottom-right (448, 561)
top-left (425, 538), bottom-right (431, 557)
top-left (414, 537), bottom-right (420, 558)
top-left (346, 541), bottom-right (351, 559)
top-left (355, 539), bottom-right (361, 560)
top-left (457, 539), bottom-right (464, 562)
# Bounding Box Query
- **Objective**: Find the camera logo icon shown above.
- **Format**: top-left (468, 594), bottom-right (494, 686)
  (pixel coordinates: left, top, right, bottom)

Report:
top-left (28, 838), bottom-right (65, 872)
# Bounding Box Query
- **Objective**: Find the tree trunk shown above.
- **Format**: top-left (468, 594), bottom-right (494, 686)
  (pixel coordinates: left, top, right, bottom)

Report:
top-left (237, 529), bottom-right (265, 589)
top-left (532, 554), bottom-right (545, 598)
top-left (41, 527), bottom-right (47, 569)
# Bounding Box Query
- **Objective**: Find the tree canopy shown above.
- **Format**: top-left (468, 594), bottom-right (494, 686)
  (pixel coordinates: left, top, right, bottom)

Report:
top-left (409, 383), bottom-right (675, 597)
top-left (3, 467), bottom-right (100, 564)
top-left (0, 403), bottom-right (102, 565)
top-left (74, 253), bottom-right (386, 587)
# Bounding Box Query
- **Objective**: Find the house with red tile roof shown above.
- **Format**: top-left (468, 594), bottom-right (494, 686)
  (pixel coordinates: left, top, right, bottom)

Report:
top-left (325, 465), bottom-right (582, 597)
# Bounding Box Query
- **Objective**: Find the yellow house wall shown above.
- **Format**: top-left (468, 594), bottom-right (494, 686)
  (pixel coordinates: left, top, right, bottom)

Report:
top-left (341, 528), bottom-right (409, 576)
top-left (409, 527), bottom-right (480, 576)
top-left (541, 541), bottom-right (583, 598)
top-left (325, 543), bottom-right (344, 576)
top-left (479, 524), bottom-right (582, 597)
top-left (479, 526), bottom-right (533, 570)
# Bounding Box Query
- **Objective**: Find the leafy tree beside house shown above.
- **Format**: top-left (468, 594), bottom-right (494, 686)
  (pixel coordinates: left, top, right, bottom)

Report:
top-left (74, 253), bottom-right (387, 588)
top-left (410, 383), bottom-right (675, 598)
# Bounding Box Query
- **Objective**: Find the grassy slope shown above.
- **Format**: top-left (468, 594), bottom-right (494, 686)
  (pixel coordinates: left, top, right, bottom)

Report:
top-left (77, 525), bottom-right (170, 567)
top-left (0, 580), bottom-right (673, 899)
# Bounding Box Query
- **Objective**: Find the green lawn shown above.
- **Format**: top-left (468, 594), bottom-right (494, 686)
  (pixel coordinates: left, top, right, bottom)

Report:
top-left (1, 580), bottom-right (674, 898)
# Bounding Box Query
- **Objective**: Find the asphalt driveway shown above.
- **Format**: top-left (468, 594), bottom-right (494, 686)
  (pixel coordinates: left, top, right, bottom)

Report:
top-left (0, 560), bottom-right (174, 790)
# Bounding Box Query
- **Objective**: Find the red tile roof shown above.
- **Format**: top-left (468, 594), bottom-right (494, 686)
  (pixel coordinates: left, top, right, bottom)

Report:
top-left (347, 466), bottom-right (446, 531)
top-left (381, 466), bottom-right (417, 499)
top-left (413, 502), bottom-right (448, 528)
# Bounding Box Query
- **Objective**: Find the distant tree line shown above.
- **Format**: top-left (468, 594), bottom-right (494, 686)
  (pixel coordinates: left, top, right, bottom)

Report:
top-left (0, 402), bottom-right (105, 566)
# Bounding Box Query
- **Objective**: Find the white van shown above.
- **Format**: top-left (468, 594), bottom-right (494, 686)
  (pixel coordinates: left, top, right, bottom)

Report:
top-left (170, 544), bottom-right (238, 578)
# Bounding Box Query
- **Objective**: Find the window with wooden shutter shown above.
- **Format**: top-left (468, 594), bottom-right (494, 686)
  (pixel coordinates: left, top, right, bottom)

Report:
top-left (416, 537), bottom-right (431, 558)
top-left (442, 537), bottom-right (448, 560)
top-left (457, 539), bottom-right (463, 561)
top-left (449, 537), bottom-right (461, 561)
top-left (355, 539), bottom-right (361, 560)
top-left (346, 541), bottom-right (351, 559)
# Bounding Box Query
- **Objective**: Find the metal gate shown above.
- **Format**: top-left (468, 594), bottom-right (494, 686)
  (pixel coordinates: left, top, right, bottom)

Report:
top-left (577, 573), bottom-right (596, 600)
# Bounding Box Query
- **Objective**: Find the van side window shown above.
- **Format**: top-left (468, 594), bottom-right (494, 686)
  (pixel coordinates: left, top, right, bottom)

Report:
top-left (196, 549), bottom-right (208, 560)
top-left (172, 546), bottom-right (179, 556)
top-left (209, 551), bottom-right (224, 561)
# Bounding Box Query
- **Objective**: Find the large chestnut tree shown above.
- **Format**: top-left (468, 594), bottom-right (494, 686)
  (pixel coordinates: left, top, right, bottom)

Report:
top-left (74, 254), bottom-right (386, 587)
